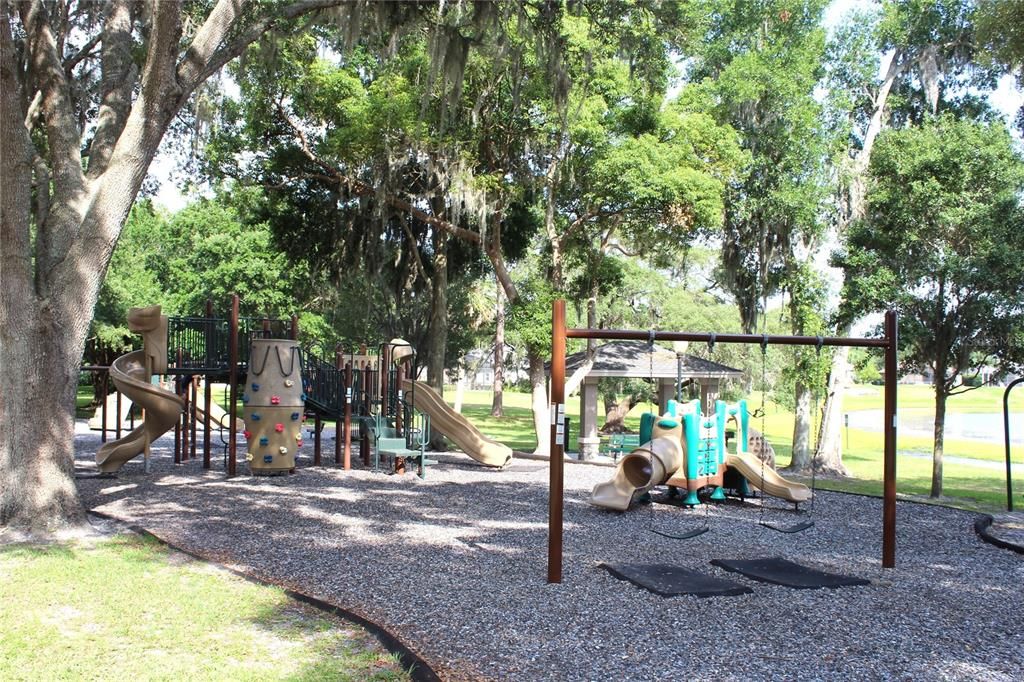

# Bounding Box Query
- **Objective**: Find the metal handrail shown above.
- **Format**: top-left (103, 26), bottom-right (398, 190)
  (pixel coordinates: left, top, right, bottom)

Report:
top-left (1004, 377), bottom-right (1024, 511)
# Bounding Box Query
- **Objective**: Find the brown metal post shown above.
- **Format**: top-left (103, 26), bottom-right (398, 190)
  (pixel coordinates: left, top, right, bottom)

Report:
top-left (314, 414), bottom-right (322, 466)
top-left (100, 370), bottom-right (109, 443)
top-left (174, 349), bottom-right (182, 464)
top-left (381, 344), bottom-right (391, 423)
top-left (344, 361), bottom-right (353, 470)
top-left (882, 309), bottom-right (898, 568)
top-left (189, 377), bottom-right (198, 461)
top-left (115, 388), bottom-right (123, 441)
top-left (290, 314), bottom-right (299, 340)
top-left (228, 294), bottom-right (239, 476)
top-left (361, 368), bottom-right (371, 465)
top-left (548, 299), bottom-right (567, 584)
top-left (203, 378), bottom-right (212, 469)
top-left (262, 316), bottom-right (271, 338)
top-left (202, 299), bottom-right (214, 468)
top-left (395, 362), bottom-right (405, 436)
top-left (180, 373), bottom-right (190, 462)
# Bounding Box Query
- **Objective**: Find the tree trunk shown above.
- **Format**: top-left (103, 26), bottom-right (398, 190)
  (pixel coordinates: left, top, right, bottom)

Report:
top-left (789, 380), bottom-right (812, 471)
top-left (426, 230), bottom-right (448, 450)
top-left (528, 350), bottom-right (549, 456)
top-left (490, 275), bottom-right (505, 417)
top-left (931, 381), bottom-right (948, 499)
top-left (815, 344), bottom-right (851, 476)
top-left (601, 396), bottom-right (638, 433)
top-left (0, 311), bottom-right (89, 535)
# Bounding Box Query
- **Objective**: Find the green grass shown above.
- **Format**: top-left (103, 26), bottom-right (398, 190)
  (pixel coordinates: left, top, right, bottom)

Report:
top-left (0, 534), bottom-right (410, 681)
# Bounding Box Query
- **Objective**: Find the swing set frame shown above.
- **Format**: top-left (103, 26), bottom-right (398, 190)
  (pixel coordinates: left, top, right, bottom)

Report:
top-left (547, 299), bottom-right (899, 583)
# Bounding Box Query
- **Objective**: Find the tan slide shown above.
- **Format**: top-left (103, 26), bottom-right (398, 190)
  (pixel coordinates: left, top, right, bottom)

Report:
top-left (95, 307), bottom-right (184, 473)
top-left (400, 380), bottom-right (512, 468)
top-left (725, 452), bottom-right (811, 503)
top-left (194, 380), bottom-right (243, 431)
top-left (591, 419), bottom-right (685, 511)
top-left (88, 391), bottom-right (134, 431)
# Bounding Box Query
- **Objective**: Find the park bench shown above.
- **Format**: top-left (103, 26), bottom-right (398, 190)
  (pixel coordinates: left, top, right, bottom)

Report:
top-left (605, 433), bottom-right (641, 461)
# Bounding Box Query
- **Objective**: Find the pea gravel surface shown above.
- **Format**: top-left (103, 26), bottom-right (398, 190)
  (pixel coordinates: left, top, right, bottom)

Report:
top-left (74, 422), bottom-right (1024, 681)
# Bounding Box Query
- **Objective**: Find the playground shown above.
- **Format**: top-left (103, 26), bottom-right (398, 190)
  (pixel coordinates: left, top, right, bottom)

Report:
top-left (72, 421), bottom-right (1022, 680)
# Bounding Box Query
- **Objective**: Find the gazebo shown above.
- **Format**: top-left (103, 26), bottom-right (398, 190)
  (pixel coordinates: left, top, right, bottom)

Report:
top-left (563, 340), bottom-right (744, 458)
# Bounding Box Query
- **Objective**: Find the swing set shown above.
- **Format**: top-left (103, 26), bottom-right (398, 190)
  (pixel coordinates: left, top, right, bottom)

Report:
top-left (546, 299), bottom-right (899, 583)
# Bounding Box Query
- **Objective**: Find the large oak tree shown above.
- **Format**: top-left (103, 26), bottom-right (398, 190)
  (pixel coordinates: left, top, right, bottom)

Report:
top-left (0, 0), bottom-right (363, 536)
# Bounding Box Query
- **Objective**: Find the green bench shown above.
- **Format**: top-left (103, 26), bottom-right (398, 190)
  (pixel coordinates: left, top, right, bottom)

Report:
top-left (605, 433), bottom-right (642, 461)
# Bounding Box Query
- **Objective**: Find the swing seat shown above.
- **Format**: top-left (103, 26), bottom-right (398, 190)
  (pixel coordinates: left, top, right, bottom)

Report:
top-left (760, 519), bottom-right (815, 534)
top-left (650, 526), bottom-right (709, 540)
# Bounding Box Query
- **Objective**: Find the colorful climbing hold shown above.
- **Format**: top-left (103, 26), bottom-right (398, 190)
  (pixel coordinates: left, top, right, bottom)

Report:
top-left (251, 413), bottom-right (261, 421)
top-left (300, 393), bottom-right (307, 401)
top-left (243, 430), bottom-right (252, 440)
top-left (241, 394), bottom-right (250, 404)
top-left (252, 383), bottom-right (260, 391)
top-left (259, 436), bottom-right (269, 446)
top-left (278, 446), bottom-right (288, 455)
top-left (291, 412), bottom-right (300, 421)
top-left (275, 423), bottom-right (284, 433)
top-left (284, 379), bottom-right (294, 387)
top-left (296, 439), bottom-right (303, 448)
top-left (271, 395), bottom-right (281, 405)
top-left (264, 455), bottom-right (274, 463)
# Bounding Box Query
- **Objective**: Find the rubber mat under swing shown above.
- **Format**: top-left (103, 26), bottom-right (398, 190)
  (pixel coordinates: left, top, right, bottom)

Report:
top-left (710, 557), bottom-right (870, 589)
top-left (600, 563), bottom-right (753, 598)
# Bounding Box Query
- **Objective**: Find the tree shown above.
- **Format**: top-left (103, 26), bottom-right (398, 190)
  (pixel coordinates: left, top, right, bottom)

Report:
top-left (816, 0), bottom-right (988, 473)
top-left (0, 0), bottom-right (380, 536)
top-left (836, 115), bottom-right (1024, 497)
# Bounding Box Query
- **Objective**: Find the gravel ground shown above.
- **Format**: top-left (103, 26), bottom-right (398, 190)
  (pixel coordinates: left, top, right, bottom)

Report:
top-left (74, 422), bottom-right (1024, 681)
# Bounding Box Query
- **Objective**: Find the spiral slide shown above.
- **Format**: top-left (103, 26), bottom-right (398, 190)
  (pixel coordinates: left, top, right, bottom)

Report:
top-left (401, 380), bottom-right (513, 468)
top-left (95, 307), bottom-right (184, 473)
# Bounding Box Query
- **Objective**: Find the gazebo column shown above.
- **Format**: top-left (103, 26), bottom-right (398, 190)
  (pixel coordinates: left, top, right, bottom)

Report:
top-left (658, 379), bottom-right (675, 415)
top-left (700, 378), bottom-right (721, 409)
top-left (578, 377), bottom-right (601, 460)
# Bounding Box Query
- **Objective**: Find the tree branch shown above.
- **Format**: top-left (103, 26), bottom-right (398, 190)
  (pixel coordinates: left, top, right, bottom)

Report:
top-left (177, 0), bottom-right (347, 99)
top-left (18, 0), bottom-right (85, 201)
top-left (0, 4), bottom-right (35, 293)
top-left (87, 0), bottom-right (139, 179)
top-left (63, 32), bottom-right (101, 74)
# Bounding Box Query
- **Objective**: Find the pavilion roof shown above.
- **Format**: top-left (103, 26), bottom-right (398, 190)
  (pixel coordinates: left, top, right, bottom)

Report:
top-left (560, 340), bottom-right (743, 380)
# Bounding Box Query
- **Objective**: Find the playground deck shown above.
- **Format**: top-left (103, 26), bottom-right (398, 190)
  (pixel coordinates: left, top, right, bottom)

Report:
top-left (73, 422), bottom-right (1023, 681)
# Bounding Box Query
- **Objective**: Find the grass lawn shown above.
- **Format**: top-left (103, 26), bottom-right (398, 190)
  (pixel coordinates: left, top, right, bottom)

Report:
top-left (0, 533), bottom-right (409, 681)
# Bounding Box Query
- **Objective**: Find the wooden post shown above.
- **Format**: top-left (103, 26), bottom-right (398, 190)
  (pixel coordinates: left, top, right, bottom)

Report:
top-left (882, 309), bottom-right (898, 568)
top-left (290, 314), bottom-right (299, 340)
top-left (548, 299), bottom-right (567, 584)
top-left (344, 361), bottom-right (353, 470)
top-left (228, 294), bottom-right (239, 476)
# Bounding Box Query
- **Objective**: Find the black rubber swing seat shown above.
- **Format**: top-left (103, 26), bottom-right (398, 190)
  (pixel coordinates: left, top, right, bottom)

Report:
top-left (650, 526), bottom-right (709, 540)
top-left (759, 519), bottom-right (815, 534)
